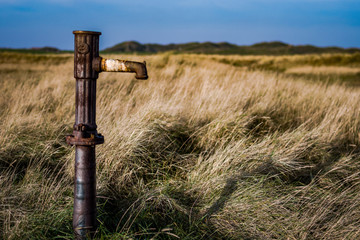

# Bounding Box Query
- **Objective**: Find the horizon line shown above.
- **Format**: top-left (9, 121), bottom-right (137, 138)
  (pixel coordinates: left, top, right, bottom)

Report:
top-left (1, 40), bottom-right (360, 52)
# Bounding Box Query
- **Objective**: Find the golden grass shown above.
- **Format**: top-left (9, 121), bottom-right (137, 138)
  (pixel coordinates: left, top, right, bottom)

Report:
top-left (285, 66), bottom-right (360, 75)
top-left (0, 52), bottom-right (359, 239)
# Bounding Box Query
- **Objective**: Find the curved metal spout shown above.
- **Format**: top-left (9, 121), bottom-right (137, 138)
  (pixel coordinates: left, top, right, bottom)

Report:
top-left (97, 58), bottom-right (148, 79)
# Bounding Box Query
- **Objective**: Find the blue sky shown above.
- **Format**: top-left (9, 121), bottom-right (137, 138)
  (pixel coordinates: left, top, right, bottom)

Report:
top-left (0, 0), bottom-right (359, 50)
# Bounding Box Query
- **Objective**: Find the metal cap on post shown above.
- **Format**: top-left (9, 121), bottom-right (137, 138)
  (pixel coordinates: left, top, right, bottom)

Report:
top-left (66, 30), bottom-right (148, 239)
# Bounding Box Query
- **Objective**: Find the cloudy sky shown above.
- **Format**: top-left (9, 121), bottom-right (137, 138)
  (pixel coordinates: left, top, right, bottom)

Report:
top-left (0, 0), bottom-right (359, 50)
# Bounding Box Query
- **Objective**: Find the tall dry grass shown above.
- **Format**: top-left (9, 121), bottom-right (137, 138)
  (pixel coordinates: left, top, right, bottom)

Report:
top-left (0, 52), bottom-right (359, 239)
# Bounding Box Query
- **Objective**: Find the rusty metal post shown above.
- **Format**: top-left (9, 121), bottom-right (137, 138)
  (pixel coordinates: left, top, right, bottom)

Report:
top-left (66, 30), bottom-right (148, 239)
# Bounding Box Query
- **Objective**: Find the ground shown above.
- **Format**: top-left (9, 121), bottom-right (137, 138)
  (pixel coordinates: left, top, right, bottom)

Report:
top-left (0, 52), bottom-right (360, 239)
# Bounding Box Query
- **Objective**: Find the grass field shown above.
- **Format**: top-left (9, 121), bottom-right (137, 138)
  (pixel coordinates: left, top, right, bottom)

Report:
top-left (0, 51), bottom-right (360, 239)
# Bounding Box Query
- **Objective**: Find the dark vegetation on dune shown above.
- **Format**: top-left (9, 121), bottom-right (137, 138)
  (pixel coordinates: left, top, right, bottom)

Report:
top-left (103, 41), bottom-right (360, 55)
top-left (2, 41), bottom-right (359, 55)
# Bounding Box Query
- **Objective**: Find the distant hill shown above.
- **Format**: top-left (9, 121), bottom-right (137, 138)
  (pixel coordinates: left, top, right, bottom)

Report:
top-left (0, 46), bottom-right (64, 54)
top-left (103, 41), bottom-right (360, 55)
top-left (30, 47), bottom-right (61, 53)
top-left (1, 42), bottom-right (358, 55)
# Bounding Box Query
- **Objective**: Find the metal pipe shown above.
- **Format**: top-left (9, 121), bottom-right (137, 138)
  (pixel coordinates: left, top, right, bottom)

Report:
top-left (66, 30), bottom-right (148, 239)
top-left (67, 30), bottom-right (103, 240)
top-left (73, 146), bottom-right (97, 238)
top-left (100, 58), bottom-right (148, 79)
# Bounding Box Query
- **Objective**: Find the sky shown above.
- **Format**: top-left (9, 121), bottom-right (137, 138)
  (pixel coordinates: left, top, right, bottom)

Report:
top-left (0, 0), bottom-right (359, 50)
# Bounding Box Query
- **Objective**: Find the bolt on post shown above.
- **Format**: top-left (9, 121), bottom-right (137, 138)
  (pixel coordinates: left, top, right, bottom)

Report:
top-left (66, 30), bottom-right (148, 239)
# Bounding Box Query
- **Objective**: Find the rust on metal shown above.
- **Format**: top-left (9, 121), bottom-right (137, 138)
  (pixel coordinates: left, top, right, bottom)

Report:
top-left (67, 30), bottom-right (148, 239)
top-left (101, 58), bottom-right (148, 79)
top-left (73, 30), bottom-right (102, 35)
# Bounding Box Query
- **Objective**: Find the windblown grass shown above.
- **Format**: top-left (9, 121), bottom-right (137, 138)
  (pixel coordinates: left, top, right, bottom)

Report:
top-left (0, 52), bottom-right (359, 239)
top-left (215, 53), bottom-right (360, 86)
